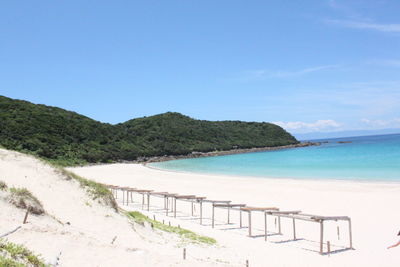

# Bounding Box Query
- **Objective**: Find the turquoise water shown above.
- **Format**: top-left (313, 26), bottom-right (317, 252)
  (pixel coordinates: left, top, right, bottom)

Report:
top-left (150, 134), bottom-right (400, 182)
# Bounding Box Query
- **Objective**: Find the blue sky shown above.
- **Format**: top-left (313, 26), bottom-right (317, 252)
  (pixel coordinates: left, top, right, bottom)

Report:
top-left (1, 0), bottom-right (400, 134)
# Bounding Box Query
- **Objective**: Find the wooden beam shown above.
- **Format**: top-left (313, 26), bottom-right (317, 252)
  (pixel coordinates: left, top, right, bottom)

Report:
top-left (267, 210), bottom-right (301, 215)
top-left (175, 195), bottom-right (196, 199)
top-left (150, 192), bottom-right (170, 201)
top-left (213, 203), bottom-right (246, 208)
top-left (241, 207), bottom-right (279, 212)
top-left (203, 200), bottom-right (231, 204)
top-left (311, 215), bottom-right (350, 221)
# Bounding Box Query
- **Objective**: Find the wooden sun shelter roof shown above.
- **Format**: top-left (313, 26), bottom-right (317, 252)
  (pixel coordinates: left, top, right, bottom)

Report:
top-left (174, 195), bottom-right (197, 199)
top-left (266, 210), bottom-right (301, 215)
top-left (241, 207), bottom-right (279, 212)
top-left (149, 192), bottom-right (170, 196)
top-left (134, 189), bottom-right (153, 193)
top-left (213, 203), bottom-right (246, 208)
top-left (203, 199), bottom-right (231, 203)
top-left (273, 212), bottom-right (351, 222)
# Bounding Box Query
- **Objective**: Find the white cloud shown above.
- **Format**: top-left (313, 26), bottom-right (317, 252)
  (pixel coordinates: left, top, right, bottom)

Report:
top-left (273, 119), bottom-right (341, 133)
top-left (361, 118), bottom-right (400, 129)
top-left (326, 19), bottom-right (400, 33)
top-left (244, 65), bottom-right (337, 80)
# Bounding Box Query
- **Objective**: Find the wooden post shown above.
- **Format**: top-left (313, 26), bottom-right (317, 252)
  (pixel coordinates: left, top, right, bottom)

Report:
top-left (191, 202), bottom-right (194, 216)
top-left (174, 197), bottom-right (177, 218)
top-left (248, 211), bottom-right (252, 237)
top-left (147, 193), bottom-right (150, 211)
top-left (246, 259), bottom-right (249, 267)
top-left (212, 204), bottom-right (215, 228)
top-left (278, 215), bottom-right (282, 234)
top-left (153, 215), bottom-right (156, 221)
top-left (130, 191), bottom-right (133, 203)
top-left (200, 201), bottom-right (203, 225)
top-left (183, 248), bottom-right (186, 260)
top-left (240, 210), bottom-right (242, 228)
top-left (320, 220), bottom-right (324, 254)
top-left (227, 207), bottom-right (230, 224)
top-left (348, 218), bottom-right (353, 249)
top-left (337, 225), bottom-right (340, 240)
top-left (23, 208), bottom-right (30, 224)
top-left (166, 197), bottom-right (169, 216)
top-left (264, 212), bottom-right (267, 241)
top-left (122, 189), bottom-right (125, 205)
top-left (142, 194), bottom-right (145, 209)
top-left (327, 241), bottom-right (331, 256)
top-left (292, 218), bottom-right (296, 240)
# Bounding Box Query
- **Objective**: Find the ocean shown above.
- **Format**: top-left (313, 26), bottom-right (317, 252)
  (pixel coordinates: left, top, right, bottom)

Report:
top-left (149, 134), bottom-right (400, 182)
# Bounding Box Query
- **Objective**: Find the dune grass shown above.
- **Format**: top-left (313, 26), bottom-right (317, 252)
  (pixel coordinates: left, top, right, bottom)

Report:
top-left (58, 168), bottom-right (118, 212)
top-left (0, 239), bottom-right (48, 267)
top-left (127, 211), bottom-right (216, 245)
top-left (8, 187), bottom-right (44, 215)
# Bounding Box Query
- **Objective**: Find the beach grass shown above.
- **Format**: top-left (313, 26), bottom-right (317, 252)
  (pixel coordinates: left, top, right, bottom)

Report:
top-left (127, 211), bottom-right (216, 245)
top-left (0, 239), bottom-right (48, 267)
top-left (8, 187), bottom-right (44, 215)
top-left (57, 168), bottom-right (118, 212)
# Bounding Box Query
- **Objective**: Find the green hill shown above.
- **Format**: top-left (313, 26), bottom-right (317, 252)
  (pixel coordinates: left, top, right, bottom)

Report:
top-left (0, 95), bottom-right (298, 165)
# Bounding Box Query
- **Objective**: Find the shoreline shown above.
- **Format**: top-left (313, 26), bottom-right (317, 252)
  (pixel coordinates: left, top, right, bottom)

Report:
top-left (139, 141), bottom-right (320, 163)
top-left (144, 162), bottom-right (400, 185)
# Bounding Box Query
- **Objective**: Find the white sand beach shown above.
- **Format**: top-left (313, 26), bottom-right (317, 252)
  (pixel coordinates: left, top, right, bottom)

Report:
top-left (68, 163), bottom-right (400, 267)
top-left (1, 148), bottom-right (399, 266)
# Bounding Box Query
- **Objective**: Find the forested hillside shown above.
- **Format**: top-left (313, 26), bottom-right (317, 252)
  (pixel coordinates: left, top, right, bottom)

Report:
top-left (0, 95), bottom-right (298, 165)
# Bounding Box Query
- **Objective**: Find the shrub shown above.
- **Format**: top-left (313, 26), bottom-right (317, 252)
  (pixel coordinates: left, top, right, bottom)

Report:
top-left (0, 180), bottom-right (7, 191)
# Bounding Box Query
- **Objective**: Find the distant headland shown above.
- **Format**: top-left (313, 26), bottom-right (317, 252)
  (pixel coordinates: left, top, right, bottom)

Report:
top-left (1, 95), bottom-right (301, 166)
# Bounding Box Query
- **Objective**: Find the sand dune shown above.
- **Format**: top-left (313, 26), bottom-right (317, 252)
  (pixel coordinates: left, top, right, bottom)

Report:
top-left (0, 149), bottom-right (233, 266)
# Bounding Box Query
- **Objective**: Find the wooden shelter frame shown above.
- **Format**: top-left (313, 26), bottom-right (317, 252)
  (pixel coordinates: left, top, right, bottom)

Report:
top-left (106, 185), bottom-right (353, 255)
